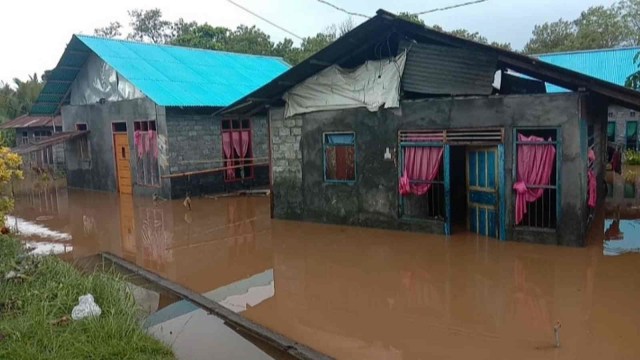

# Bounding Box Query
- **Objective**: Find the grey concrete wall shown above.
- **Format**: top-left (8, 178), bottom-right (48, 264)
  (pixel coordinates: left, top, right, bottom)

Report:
top-left (61, 98), bottom-right (167, 198)
top-left (270, 92), bottom-right (589, 246)
top-left (165, 111), bottom-right (270, 198)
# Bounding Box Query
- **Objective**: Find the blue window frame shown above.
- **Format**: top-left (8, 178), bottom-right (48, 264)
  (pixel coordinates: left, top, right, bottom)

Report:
top-left (513, 128), bottom-right (560, 229)
top-left (323, 132), bottom-right (356, 183)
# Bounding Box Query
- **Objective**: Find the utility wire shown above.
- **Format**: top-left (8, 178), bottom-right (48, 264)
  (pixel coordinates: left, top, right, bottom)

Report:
top-left (225, 0), bottom-right (304, 40)
top-left (316, 0), bottom-right (371, 19)
top-left (413, 0), bottom-right (488, 16)
top-left (316, 0), bottom-right (488, 19)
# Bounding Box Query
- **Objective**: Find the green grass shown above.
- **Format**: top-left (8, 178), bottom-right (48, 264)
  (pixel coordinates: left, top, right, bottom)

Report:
top-left (0, 236), bottom-right (174, 360)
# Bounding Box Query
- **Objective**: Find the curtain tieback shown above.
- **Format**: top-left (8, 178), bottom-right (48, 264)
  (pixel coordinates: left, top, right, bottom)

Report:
top-left (513, 181), bottom-right (528, 194)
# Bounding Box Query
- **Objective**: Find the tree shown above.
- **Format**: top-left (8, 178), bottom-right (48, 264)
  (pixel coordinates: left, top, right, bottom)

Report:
top-left (94, 22), bottom-right (122, 38)
top-left (337, 17), bottom-right (355, 36)
top-left (171, 24), bottom-right (230, 50)
top-left (127, 8), bottom-right (172, 43)
top-left (523, 19), bottom-right (576, 54)
top-left (619, 0), bottom-right (640, 45)
top-left (397, 12), bottom-right (425, 26)
top-left (0, 146), bottom-right (23, 227)
top-left (573, 6), bottom-right (628, 50)
top-left (626, 53), bottom-right (640, 89)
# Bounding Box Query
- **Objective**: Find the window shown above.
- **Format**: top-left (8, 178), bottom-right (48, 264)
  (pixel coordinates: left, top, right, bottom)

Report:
top-left (133, 121), bottom-right (159, 186)
top-left (75, 124), bottom-right (90, 161)
top-left (627, 121), bottom-right (638, 150)
top-left (514, 129), bottom-right (558, 229)
top-left (222, 119), bottom-right (253, 181)
top-left (607, 122), bottom-right (616, 144)
top-left (323, 132), bottom-right (356, 182)
top-left (33, 130), bottom-right (51, 142)
top-left (21, 131), bottom-right (28, 145)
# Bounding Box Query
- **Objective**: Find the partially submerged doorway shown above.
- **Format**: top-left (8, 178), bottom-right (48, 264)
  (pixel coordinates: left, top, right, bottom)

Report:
top-left (398, 129), bottom-right (505, 239)
top-left (113, 122), bottom-right (132, 194)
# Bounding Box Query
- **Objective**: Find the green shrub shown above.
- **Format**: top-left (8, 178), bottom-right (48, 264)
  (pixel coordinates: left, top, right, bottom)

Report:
top-left (624, 149), bottom-right (640, 165)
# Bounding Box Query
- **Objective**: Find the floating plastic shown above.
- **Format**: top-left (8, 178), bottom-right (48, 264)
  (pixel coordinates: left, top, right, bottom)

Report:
top-left (71, 294), bottom-right (102, 320)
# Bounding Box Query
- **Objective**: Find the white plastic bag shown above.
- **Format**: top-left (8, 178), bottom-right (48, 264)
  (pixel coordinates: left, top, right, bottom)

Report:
top-left (71, 294), bottom-right (102, 320)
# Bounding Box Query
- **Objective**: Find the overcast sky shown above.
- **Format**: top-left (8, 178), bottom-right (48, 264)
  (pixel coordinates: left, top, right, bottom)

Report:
top-left (0, 0), bottom-right (618, 84)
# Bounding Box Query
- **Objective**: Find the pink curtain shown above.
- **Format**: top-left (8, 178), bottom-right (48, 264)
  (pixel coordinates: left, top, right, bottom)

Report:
top-left (587, 149), bottom-right (596, 208)
top-left (231, 131), bottom-right (242, 157)
top-left (134, 130), bottom-right (145, 158)
top-left (513, 134), bottom-right (556, 225)
top-left (148, 130), bottom-right (158, 159)
top-left (222, 132), bottom-right (234, 179)
top-left (241, 130), bottom-right (250, 158)
top-left (399, 146), bottom-right (444, 196)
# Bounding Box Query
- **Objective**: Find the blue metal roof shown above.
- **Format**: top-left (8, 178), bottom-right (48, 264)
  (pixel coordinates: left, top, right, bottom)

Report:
top-left (538, 47), bottom-right (640, 93)
top-left (31, 35), bottom-right (290, 115)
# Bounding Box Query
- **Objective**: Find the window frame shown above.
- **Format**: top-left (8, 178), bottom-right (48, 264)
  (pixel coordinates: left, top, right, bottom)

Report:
top-left (626, 120), bottom-right (638, 150)
top-left (221, 118), bottom-right (254, 182)
top-left (607, 121), bottom-right (616, 144)
top-left (322, 131), bottom-right (357, 184)
top-left (512, 127), bottom-right (561, 230)
top-left (75, 123), bottom-right (91, 162)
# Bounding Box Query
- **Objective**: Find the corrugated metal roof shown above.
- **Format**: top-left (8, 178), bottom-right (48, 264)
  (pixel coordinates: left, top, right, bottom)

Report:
top-left (13, 130), bottom-right (88, 154)
top-left (538, 47), bottom-right (640, 92)
top-left (222, 10), bottom-right (640, 115)
top-left (400, 42), bottom-right (497, 95)
top-left (0, 114), bottom-right (62, 129)
top-left (31, 35), bottom-right (290, 115)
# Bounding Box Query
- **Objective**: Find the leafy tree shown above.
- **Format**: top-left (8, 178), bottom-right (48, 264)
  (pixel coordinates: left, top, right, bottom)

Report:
top-left (626, 53), bottom-right (640, 89)
top-left (397, 12), bottom-right (425, 26)
top-left (573, 6), bottom-right (628, 49)
top-left (523, 20), bottom-right (576, 54)
top-left (94, 22), bottom-right (122, 38)
top-left (0, 146), bottom-right (23, 227)
top-left (127, 8), bottom-right (172, 43)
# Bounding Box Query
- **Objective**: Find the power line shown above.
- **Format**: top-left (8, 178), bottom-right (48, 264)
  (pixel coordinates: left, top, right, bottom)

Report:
top-left (413, 0), bottom-right (488, 16)
top-left (225, 0), bottom-right (304, 40)
top-left (316, 0), bottom-right (371, 19)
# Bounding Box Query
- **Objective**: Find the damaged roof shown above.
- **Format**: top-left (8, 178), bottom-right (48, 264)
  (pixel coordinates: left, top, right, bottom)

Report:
top-left (222, 9), bottom-right (640, 115)
top-left (0, 114), bottom-right (62, 129)
top-left (31, 35), bottom-right (291, 115)
top-left (13, 130), bottom-right (88, 154)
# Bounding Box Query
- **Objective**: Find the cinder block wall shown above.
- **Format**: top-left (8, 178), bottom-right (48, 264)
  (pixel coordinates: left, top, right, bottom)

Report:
top-left (270, 93), bottom-right (591, 246)
top-left (165, 109), bottom-right (270, 198)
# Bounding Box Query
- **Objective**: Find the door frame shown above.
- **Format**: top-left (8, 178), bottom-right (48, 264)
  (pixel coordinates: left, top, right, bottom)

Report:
top-left (465, 145), bottom-right (500, 239)
top-left (112, 122), bottom-right (130, 194)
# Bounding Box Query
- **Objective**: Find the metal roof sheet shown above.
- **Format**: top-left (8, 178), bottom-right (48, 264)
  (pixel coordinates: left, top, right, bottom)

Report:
top-left (13, 130), bottom-right (88, 154)
top-left (222, 10), bottom-right (640, 115)
top-left (538, 47), bottom-right (640, 93)
top-left (31, 35), bottom-right (290, 115)
top-left (0, 115), bottom-right (62, 129)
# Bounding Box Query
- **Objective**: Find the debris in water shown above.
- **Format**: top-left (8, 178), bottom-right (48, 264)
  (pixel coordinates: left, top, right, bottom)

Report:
top-left (183, 194), bottom-right (192, 211)
top-left (71, 294), bottom-right (102, 320)
top-left (553, 320), bottom-right (562, 348)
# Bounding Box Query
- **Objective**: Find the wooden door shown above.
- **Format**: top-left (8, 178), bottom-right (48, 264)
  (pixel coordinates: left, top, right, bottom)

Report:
top-left (114, 133), bottom-right (132, 194)
top-left (467, 147), bottom-right (499, 238)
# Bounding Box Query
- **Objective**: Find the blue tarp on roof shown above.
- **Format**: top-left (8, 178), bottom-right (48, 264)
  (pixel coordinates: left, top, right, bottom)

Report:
top-left (31, 35), bottom-right (290, 115)
top-left (538, 47), bottom-right (640, 93)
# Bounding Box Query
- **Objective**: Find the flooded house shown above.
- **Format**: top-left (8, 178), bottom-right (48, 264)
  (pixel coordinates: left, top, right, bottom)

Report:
top-left (222, 10), bottom-right (640, 246)
top-left (29, 35), bottom-right (290, 198)
top-left (0, 114), bottom-right (68, 171)
top-left (537, 47), bottom-right (640, 151)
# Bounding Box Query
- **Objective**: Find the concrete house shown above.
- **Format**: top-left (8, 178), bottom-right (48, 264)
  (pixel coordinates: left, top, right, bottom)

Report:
top-left (222, 10), bottom-right (640, 246)
top-left (537, 47), bottom-right (640, 152)
top-left (29, 35), bottom-right (289, 198)
top-left (0, 114), bottom-right (66, 171)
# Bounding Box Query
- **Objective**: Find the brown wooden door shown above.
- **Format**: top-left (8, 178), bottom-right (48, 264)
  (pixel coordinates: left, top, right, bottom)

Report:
top-left (114, 133), bottom-right (132, 194)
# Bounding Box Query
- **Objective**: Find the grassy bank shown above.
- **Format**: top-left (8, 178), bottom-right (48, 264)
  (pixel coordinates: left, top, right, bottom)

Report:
top-left (0, 236), bottom-right (174, 359)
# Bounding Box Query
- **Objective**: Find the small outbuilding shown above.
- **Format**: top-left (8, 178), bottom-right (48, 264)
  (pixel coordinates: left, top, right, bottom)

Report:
top-left (30, 35), bottom-right (290, 198)
top-left (221, 10), bottom-right (640, 246)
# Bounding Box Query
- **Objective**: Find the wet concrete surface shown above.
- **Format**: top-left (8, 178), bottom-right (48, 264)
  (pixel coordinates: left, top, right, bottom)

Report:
top-left (9, 181), bottom-right (640, 359)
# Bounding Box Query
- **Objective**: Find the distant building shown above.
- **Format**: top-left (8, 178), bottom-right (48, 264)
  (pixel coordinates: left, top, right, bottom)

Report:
top-left (222, 10), bottom-right (640, 247)
top-left (30, 35), bottom-right (289, 198)
top-left (0, 114), bottom-right (67, 171)
top-left (538, 47), bottom-right (640, 150)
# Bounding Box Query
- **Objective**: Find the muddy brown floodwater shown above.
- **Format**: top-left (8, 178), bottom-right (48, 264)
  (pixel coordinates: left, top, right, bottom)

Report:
top-left (10, 180), bottom-right (640, 360)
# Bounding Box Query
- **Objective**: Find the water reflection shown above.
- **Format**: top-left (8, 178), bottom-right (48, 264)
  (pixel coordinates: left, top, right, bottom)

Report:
top-left (604, 169), bottom-right (640, 256)
top-left (8, 184), bottom-right (640, 359)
